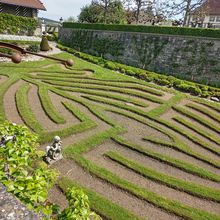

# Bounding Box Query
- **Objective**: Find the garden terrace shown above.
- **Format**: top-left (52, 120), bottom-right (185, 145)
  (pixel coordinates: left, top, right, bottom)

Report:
top-left (0, 53), bottom-right (220, 220)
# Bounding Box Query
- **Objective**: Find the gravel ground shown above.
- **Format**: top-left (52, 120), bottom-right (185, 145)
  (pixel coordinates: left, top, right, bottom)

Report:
top-left (0, 183), bottom-right (40, 220)
top-left (0, 42), bottom-right (61, 63)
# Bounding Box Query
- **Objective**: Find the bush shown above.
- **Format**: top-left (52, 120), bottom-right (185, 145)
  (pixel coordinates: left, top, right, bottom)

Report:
top-left (189, 86), bottom-right (202, 96)
top-left (63, 22), bottom-right (220, 39)
top-left (57, 44), bottom-right (220, 98)
top-left (26, 44), bottom-right (40, 53)
top-left (0, 121), bottom-right (57, 217)
top-left (126, 70), bottom-right (136, 76)
top-left (58, 187), bottom-right (101, 220)
top-left (0, 13), bottom-right (37, 35)
top-left (40, 36), bottom-right (50, 51)
top-left (46, 32), bottom-right (59, 42)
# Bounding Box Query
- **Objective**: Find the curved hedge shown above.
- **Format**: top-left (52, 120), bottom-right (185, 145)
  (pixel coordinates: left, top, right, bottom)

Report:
top-left (0, 13), bottom-right (38, 36)
top-left (63, 22), bottom-right (220, 39)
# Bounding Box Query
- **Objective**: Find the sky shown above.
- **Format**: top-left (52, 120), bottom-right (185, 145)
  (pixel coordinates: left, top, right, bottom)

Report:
top-left (38, 0), bottom-right (91, 21)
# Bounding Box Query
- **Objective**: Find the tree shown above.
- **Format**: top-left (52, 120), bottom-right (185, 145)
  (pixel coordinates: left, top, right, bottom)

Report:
top-left (65, 16), bottom-right (77, 22)
top-left (165, 0), bottom-right (207, 26)
top-left (79, 0), bottom-right (126, 24)
top-left (124, 0), bottom-right (166, 24)
top-left (78, 4), bottom-right (102, 23)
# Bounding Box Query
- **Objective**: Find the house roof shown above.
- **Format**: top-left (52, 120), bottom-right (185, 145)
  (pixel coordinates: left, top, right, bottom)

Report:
top-left (0, 0), bottom-right (46, 11)
top-left (193, 0), bottom-right (220, 15)
top-left (208, 0), bottom-right (220, 14)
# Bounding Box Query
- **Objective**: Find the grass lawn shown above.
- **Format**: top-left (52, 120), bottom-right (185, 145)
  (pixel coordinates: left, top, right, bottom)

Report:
top-left (0, 52), bottom-right (220, 220)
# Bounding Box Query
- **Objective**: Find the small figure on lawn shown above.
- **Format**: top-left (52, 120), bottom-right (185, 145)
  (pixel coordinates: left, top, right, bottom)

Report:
top-left (45, 136), bottom-right (63, 164)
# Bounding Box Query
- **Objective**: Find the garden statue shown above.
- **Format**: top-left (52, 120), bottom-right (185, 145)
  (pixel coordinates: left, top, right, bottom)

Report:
top-left (45, 136), bottom-right (63, 164)
top-left (0, 135), bottom-right (16, 147)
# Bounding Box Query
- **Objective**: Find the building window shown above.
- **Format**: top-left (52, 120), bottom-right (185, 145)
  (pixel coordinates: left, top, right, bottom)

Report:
top-left (209, 16), bottom-right (215, 22)
top-left (216, 16), bottom-right (220, 22)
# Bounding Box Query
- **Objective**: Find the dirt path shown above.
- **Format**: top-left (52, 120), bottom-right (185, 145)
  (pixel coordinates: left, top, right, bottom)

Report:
top-left (105, 111), bottom-right (220, 175)
top-left (87, 140), bottom-right (220, 190)
top-left (178, 99), bottom-right (220, 128)
top-left (0, 75), bottom-right (8, 85)
top-left (50, 159), bottom-right (180, 220)
top-left (4, 80), bottom-right (25, 125)
top-left (161, 109), bottom-right (220, 161)
top-left (84, 143), bottom-right (220, 215)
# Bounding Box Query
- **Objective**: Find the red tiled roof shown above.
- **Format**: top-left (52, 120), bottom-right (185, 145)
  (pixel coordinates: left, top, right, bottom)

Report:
top-left (194, 0), bottom-right (220, 15)
top-left (207, 0), bottom-right (220, 14)
top-left (0, 0), bottom-right (46, 10)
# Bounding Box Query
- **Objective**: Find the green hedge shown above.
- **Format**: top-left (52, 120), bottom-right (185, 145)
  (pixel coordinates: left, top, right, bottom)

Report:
top-left (57, 44), bottom-right (220, 98)
top-left (0, 13), bottom-right (38, 35)
top-left (63, 22), bottom-right (220, 39)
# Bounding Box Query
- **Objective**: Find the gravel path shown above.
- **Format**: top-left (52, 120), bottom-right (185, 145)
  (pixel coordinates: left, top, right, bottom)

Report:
top-left (0, 42), bottom-right (61, 63)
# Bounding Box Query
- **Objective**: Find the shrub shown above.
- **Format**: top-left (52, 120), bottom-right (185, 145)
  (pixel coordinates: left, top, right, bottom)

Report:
top-left (0, 121), bottom-right (57, 217)
top-left (40, 36), bottom-right (50, 51)
top-left (26, 44), bottom-right (40, 53)
top-left (57, 44), bottom-right (220, 98)
top-left (46, 32), bottom-right (59, 42)
top-left (63, 22), bottom-right (220, 39)
top-left (126, 69), bottom-right (136, 76)
top-left (189, 86), bottom-right (202, 96)
top-left (156, 78), bottom-right (171, 86)
top-left (104, 62), bottom-right (116, 70)
top-left (58, 187), bottom-right (101, 220)
top-left (0, 13), bottom-right (37, 35)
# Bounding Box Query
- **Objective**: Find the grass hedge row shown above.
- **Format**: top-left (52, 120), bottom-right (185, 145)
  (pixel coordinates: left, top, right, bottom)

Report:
top-left (63, 22), bottom-right (220, 39)
top-left (57, 44), bottom-right (220, 99)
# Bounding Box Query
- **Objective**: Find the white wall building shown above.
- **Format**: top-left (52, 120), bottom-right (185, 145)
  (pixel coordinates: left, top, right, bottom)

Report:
top-left (188, 0), bottom-right (220, 28)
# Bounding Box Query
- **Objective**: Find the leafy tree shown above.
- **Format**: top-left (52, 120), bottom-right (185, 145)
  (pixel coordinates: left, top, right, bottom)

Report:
top-left (65, 16), bottom-right (77, 22)
top-left (79, 0), bottom-right (126, 24)
top-left (78, 4), bottom-right (102, 23)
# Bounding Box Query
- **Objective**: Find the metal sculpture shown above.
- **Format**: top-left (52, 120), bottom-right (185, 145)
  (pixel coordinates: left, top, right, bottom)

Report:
top-left (0, 42), bottom-right (73, 66)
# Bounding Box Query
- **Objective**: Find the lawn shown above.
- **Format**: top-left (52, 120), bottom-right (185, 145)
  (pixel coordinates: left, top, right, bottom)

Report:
top-left (0, 52), bottom-right (220, 220)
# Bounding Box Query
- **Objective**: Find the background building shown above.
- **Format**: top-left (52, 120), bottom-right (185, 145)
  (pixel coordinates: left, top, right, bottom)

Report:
top-left (0, 0), bottom-right (46, 18)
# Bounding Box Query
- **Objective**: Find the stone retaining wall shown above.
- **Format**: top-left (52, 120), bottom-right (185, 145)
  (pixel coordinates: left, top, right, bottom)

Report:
top-left (59, 28), bottom-right (220, 86)
top-left (0, 183), bottom-right (40, 220)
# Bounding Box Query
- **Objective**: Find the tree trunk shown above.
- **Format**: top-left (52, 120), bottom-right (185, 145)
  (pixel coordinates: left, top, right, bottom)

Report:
top-left (183, 0), bottom-right (192, 26)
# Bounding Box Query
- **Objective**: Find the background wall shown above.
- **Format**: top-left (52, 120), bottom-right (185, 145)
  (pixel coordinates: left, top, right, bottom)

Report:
top-left (59, 28), bottom-right (220, 86)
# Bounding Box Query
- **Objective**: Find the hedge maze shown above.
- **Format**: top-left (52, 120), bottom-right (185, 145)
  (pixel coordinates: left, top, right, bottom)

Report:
top-left (0, 53), bottom-right (220, 220)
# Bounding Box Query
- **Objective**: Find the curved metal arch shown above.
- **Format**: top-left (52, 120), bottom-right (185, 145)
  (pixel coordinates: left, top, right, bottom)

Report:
top-left (0, 42), bottom-right (73, 66)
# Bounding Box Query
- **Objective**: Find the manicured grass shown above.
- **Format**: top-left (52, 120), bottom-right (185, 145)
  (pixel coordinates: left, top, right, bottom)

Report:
top-left (192, 98), bottom-right (220, 113)
top-left (113, 136), bottom-right (220, 182)
top-left (15, 83), bottom-right (43, 133)
top-left (39, 101), bottom-right (97, 144)
top-left (105, 151), bottom-right (220, 202)
top-left (36, 75), bottom-right (164, 96)
top-left (57, 86), bottom-right (148, 107)
top-left (65, 148), bottom-right (220, 220)
top-left (38, 86), bottom-right (66, 124)
top-left (173, 105), bottom-right (220, 134)
top-left (1, 52), bottom-right (220, 220)
top-left (147, 93), bottom-right (185, 117)
top-left (143, 135), bottom-right (220, 169)
top-left (58, 177), bottom-right (144, 220)
top-left (42, 79), bottom-right (165, 104)
top-left (186, 102), bottom-right (220, 123)
top-left (173, 116), bottom-right (220, 145)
